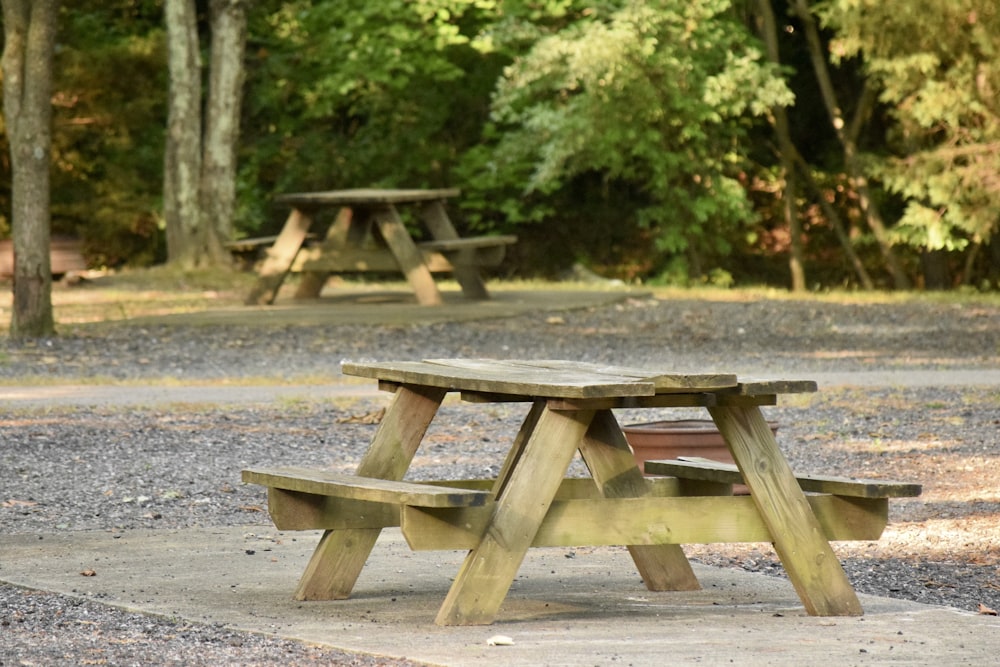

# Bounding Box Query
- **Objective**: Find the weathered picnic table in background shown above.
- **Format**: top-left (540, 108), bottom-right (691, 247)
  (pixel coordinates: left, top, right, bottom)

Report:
top-left (244, 189), bottom-right (516, 306)
top-left (243, 359), bottom-right (920, 625)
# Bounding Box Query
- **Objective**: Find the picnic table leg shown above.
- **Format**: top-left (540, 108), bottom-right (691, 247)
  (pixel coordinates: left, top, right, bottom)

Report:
top-left (245, 207), bottom-right (314, 305)
top-left (371, 204), bottom-right (443, 306)
top-left (294, 207), bottom-right (355, 299)
top-left (419, 200), bottom-right (490, 300)
top-left (293, 383), bottom-right (447, 600)
top-left (708, 402), bottom-right (864, 616)
top-left (578, 410), bottom-right (701, 592)
top-left (434, 405), bottom-right (595, 625)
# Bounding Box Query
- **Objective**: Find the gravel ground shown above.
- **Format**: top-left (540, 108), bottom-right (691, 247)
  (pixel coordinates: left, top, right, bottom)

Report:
top-left (2, 292), bottom-right (999, 664)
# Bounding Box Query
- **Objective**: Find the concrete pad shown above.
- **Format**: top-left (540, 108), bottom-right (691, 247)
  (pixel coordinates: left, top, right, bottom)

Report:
top-left (3, 527), bottom-right (997, 665)
top-left (123, 288), bottom-right (647, 327)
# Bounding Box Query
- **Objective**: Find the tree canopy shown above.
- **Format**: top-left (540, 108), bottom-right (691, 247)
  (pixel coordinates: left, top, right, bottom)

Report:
top-left (3, 0), bottom-right (999, 290)
top-left (820, 0), bottom-right (1000, 286)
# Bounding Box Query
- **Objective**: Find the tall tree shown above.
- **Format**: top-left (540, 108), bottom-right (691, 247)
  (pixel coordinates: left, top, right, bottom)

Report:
top-left (163, 0), bottom-right (249, 268)
top-left (1, 0), bottom-right (59, 337)
top-left (754, 0), bottom-right (806, 291)
top-left (791, 0), bottom-right (911, 289)
top-left (819, 0), bottom-right (1000, 289)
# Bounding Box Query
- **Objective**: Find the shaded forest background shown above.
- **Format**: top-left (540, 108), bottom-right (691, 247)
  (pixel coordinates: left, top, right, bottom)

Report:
top-left (2, 0), bottom-right (999, 291)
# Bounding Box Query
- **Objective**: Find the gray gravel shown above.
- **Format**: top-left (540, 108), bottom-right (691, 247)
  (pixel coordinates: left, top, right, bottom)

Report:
top-left (2, 294), bottom-right (997, 381)
top-left (2, 293), bottom-right (999, 664)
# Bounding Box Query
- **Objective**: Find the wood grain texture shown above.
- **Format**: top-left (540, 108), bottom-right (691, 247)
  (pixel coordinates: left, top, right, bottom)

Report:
top-left (343, 360), bottom-right (657, 398)
top-left (709, 404), bottom-right (864, 616)
top-left (401, 494), bottom-right (889, 549)
top-left (343, 359), bottom-right (747, 400)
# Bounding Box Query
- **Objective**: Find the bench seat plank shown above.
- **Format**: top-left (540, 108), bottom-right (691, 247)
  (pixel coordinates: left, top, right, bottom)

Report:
top-left (242, 467), bottom-right (490, 508)
top-left (644, 458), bottom-right (922, 499)
top-left (417, 235), bottom-right (517, 252)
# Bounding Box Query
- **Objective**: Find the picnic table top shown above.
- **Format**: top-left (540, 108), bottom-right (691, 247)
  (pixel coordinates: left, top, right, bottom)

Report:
top-left (341, 359), bottom-right (817, 400)
top-left (274, 188), bottom-right (461, 207)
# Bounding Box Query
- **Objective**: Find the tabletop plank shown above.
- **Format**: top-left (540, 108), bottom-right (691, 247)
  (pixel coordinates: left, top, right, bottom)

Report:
top-left (342, 359), bottom-right (659, 399)
top-left (734, 378), bottom-right (818, 395)
top-left (496, 360), bottom-right (738, 393)
top-left (422, 359), bottom-right (736, 391)
top-left (275, 189), bottom-right (461, 207)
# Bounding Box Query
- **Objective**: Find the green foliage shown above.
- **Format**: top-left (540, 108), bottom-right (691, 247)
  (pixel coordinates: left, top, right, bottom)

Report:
top-left (24, 0), bottom-right (987, 288)
top-left (819, 0), bottom-right (1000, 254)
top-left (457, 0), bottom-right (793, 277)
top-left (17, 1), bottom-right (169, 267)
top-left (236, 0), bottom-right (504, 236)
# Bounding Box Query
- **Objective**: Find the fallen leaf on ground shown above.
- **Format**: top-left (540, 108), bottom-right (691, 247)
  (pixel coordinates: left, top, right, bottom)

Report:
top-left (978, 603), bottom-right (998, 615)
top-left (2, 499), bottom-right (38, 507)
top-left (486, 634), bottom-right (514, 646)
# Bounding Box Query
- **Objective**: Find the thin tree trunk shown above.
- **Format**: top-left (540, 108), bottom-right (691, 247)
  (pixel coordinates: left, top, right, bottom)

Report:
top-left (960, 241), bottom-right (978, 287)
top-left (792, 0), bottom-right (911, 289)
top-left (163, 0), bottom-right (203, 267)
top-left (2, 0), bottom-right (59, 338)
top-left (201, 0), bottom-right (250, 264)
top-left (988, 237), bottom-right (1000, 287)
top-left (755, 0), bottom-right (806, 292)
top-left (921, 250), bottom-right (950, 289)
top-left (791, 150), bottom-right (875, 289)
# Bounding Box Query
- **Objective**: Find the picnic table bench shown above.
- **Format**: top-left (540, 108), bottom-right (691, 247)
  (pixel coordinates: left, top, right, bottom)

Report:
top-left (244, 188), bottom-right (515, 306)
top-left (243, 359), bottom-right (920, 625)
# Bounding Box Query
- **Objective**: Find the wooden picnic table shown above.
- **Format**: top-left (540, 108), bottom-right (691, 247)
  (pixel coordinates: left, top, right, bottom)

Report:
top-left (244, 188), bottom-right (516, 306)
top-left (243, 359), bottom-right (920, 625)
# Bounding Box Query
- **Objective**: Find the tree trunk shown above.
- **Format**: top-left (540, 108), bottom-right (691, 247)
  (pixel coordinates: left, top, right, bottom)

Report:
top-left (921, 250), bottom-right (950, 290)
top-left (2, 0), bottom-right (59, 338)
top-left (200, 0), bottom-right (250, 265)
top-left (791, 150), bottom-right (875, 289)
top-left (163, 0), bottom-right (203, 268)
top-left (755, 0), bottom-right (806, 292)
top-left (792, 0), bottom-right (911, 290)
top-left (163, 0), bottom-right (250, 269)
top-left (987, 237), bottom-right (1000, 288)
